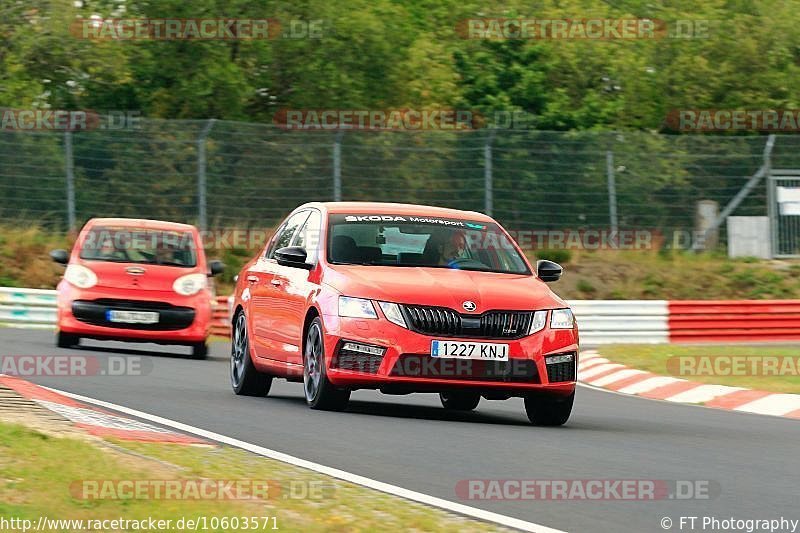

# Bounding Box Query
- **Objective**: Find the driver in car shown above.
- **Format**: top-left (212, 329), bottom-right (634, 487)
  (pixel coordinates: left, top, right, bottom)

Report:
top-left (438, 230), bottom-right (468, 266)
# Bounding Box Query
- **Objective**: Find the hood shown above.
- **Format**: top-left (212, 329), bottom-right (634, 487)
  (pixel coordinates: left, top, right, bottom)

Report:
top-left (324, 265), bottom-right (566, 312)
top-left (80, 260), bottom-right (201, 292)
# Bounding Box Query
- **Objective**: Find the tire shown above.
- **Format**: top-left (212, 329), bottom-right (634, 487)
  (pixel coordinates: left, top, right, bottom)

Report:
top-left (439, 391), bottom-right (481, 411)
top-left (524, 391), bottom-right (574, 426)
top-left (191, 341), bottom-right (208, 360)
top-left (230, 311), bottom-right (272, 396)
top-left (56, 331), bottom-right (79, 348)
top-left (303, 317), bottom-right (350, 411)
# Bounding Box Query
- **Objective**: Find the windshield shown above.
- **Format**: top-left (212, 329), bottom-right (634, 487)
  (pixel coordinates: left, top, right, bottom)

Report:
top-left (79, 226), bottom-right (198, 267)
top-left (327, 214), bottom-right (530, 274)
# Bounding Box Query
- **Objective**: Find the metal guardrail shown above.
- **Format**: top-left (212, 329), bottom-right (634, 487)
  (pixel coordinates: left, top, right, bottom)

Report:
top-left (669, 300), bottom-right (800, 342)
top-left (4, 288), bottom-right (795, 344)
top-left (0, 288), bottom-right (668, 344)
top-left (0, 288), bottom-right (231, 333)
top-left (570, 300), bottom-right (669, 345)
top-left (0, 288), bottom-right (58, 326)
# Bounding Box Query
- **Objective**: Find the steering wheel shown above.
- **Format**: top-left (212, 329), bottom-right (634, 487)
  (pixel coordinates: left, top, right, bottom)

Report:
top-left (446, 257), bottom-right (486, 269)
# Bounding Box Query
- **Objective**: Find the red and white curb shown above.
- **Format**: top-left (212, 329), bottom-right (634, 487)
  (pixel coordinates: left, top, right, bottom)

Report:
top-left (0, 375), bottom-right (207, 443)
top-left (578, 350), bottom-right (800, 419)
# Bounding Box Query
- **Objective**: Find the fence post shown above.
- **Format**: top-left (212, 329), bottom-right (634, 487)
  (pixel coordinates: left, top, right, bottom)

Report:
top-left (197, 119), bottom-right (216, 231)
top-left (333, 130), bottom-right (343, 201)
top-left (606, 150), bottom-right (618, 233)
top-left (484, 130), bottom-right (496, 216)
top-left (765, 136), bottom-right (776, 258)
top-left (64, 131), bottom-right (76, 230)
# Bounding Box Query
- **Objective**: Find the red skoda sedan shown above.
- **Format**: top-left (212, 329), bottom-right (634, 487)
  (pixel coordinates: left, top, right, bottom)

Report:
top-left (231, 203), bottom-right (578, 425)
top-left (51, 218), bottom-right (224, 359)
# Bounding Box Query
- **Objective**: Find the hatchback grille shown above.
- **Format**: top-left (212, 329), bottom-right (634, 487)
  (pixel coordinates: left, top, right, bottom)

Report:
top-left (546, 356), bottom-right (577, 383)
top-left (399, 305), bottom-right (534, 339)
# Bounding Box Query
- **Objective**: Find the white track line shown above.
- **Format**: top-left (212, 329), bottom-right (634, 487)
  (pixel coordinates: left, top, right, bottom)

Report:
top-left (44, 386), bottom-right (565, 533)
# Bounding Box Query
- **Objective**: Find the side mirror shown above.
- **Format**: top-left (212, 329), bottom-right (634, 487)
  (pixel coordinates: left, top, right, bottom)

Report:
top-left (50, 249), bottom-right (69, 265)
top-left (536, 259), bottom-right (562, 282)
top-left (275, 246), bottom-right (312, 270)
top-left (208, 260), bottom-right (225, 277)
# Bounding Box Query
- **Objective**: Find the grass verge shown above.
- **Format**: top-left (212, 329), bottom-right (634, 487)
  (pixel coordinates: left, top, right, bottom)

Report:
top-left (0, 421), bottom-right (504, 532)
top-left (601, 344), bottom-right (800, 394)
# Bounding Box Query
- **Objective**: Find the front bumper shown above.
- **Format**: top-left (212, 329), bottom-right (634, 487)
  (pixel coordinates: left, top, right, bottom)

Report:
top-left (321, 314), bottom-right (578, 396)
top-left (56, 283), bottom-right (212, 344)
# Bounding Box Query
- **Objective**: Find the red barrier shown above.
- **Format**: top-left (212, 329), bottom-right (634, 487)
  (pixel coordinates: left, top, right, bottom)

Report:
top-left (669, 300), bottom-right (800, 343)
top-left (210, 296), bottom-right (232, 337)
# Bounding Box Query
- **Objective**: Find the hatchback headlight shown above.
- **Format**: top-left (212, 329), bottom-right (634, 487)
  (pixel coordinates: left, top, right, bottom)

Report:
top-left (338, 296), bottom-right (377, 319)
top-left (378, 301), bottom-right (407, 328)
top-left (64, 264), bottom-right (97, 289)
top-left (528, 310), bottom-right (548, 335)
top-left (173, 273), bottom-right (207, 296)
top-left (550, 308), bottom-right (574, 329)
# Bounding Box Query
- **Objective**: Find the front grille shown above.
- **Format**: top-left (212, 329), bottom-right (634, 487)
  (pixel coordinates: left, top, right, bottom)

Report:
top-left (546, 356), bottom-right (577, 383)
top-left (331, 344), bottom-right (384, 374)
top-left (92, 299), bottom-right (176, 310)
top-left (72, 299), bottom-right (195, 330)
top-left (399, 305), bottom-right (534, 339)
top-left (391, 354), bottom-right (539, 382)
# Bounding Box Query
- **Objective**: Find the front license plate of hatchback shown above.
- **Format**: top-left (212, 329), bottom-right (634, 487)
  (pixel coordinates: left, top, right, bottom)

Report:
top-left (431, 340), bottom-right (509, 361)
top-left (106, 310), bottom-right (159, 324)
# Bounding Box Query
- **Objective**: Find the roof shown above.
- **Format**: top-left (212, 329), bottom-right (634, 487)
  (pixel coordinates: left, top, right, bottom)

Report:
top-left (84, 218), bottom-right (199, 231)
top-left (300, 202), bottom-right (494, 222)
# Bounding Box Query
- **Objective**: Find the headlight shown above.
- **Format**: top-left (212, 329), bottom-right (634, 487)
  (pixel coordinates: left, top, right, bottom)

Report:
top-left (64, 264), bottom-right (97, 289)
top-left (378, 301), bottom-right (407, 328)
top-left (528, 310), bottom-right (548, 335)
top-left (338, 296), bottom-right (377, 319)
top-left (550, 308), bottom-right (574, 329)
top-left (173, 273), bottom-right (207, 296)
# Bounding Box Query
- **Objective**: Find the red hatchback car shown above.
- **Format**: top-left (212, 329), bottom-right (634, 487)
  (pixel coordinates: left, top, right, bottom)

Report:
top-left (50, 218), bottom-right (224, 359)
top-left (231, 203), bottom-right (579, 425)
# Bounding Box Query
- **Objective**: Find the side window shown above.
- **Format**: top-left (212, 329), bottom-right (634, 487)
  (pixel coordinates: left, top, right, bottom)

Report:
top-left (292, 210), bottom-right (321, 263)
top-left (264, 223), bottom-right (287, 258)
top-left (265, 211), bottom-right (310, 259)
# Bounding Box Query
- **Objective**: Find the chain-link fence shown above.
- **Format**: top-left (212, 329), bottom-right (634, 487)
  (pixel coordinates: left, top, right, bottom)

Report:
top-left (3, 119), bottom-right (800, 250)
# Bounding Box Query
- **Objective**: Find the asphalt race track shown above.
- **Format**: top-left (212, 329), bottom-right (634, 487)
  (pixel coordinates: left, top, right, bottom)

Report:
top-left (4, 328), bottom-right (799, 533)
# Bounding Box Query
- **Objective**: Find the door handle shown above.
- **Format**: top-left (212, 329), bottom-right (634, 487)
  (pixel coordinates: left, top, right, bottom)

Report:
top-left (270, 279), bottom-right (282, 287)
top-left (247, 275), bottom-right (259, 284)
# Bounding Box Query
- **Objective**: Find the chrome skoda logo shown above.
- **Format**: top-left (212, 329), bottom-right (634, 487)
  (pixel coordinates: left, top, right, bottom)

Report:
top-left (462, 301), bottom-right (477, 312)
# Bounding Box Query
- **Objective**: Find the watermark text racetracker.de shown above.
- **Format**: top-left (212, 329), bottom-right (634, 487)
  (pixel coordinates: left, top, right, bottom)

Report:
top-left (456, 18), bottom-right (712, 40)
top-left (80, 227), bottom-right (715, 253)
top-left (456, 479), bottom-right (720, 500)
top-left (70, 479), bottom-right (334, 500)
top-left (0, 355), bottom-right (152, 377)
top-left (662, 516), bottom-right (798, 532)
top-left (71, 18), bottom-right (324, 40)
top-left (667, 356), bottom-right (800, 377)
top-left (1, 109), bottom-right (142, 132)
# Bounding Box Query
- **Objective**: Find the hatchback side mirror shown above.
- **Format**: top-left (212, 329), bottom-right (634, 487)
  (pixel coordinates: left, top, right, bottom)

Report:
top-left (536, 260), bottom-right (562, 282)
top-left (208, 260), bottom-right (225, 277)
top-left (50, 249), bottom-right (69, 265)
top-left (275, 246), bottom-right (313, 270)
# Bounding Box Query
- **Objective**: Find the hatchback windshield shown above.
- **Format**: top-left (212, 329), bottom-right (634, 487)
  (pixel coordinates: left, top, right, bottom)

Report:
top-left (79, 226), bottom-right (197, 267)
top-left (328, 214), bottom-right (530, 274)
